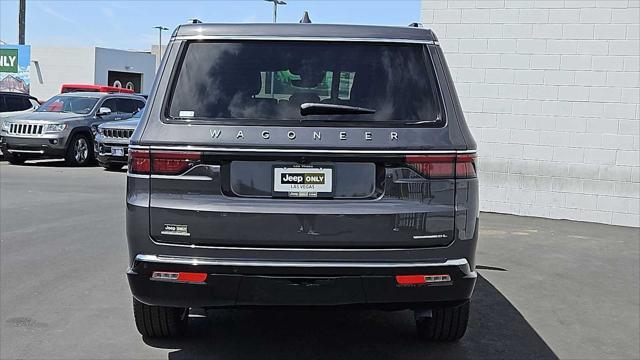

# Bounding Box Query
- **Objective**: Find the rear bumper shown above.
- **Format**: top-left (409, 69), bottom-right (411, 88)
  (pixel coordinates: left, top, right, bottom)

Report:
top-left (127, 254), bottom-right (477, 309)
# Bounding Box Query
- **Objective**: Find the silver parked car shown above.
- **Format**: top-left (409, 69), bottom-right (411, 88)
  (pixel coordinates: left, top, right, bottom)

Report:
top-left (0, 92), bottom-right (145, 166)
top-left (94, 109), bottom-right (143, 171)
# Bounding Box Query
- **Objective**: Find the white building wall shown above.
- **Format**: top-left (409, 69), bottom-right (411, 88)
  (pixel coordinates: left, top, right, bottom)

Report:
top-left (29, 47), bottom-right (95, 101)
top-left (421, 0), bottom-right (640, 227)
top-left (93, 47), bottom-right (156, 94)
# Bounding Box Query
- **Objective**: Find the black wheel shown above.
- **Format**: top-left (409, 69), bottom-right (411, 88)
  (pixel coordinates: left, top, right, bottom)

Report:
top-left (102, 163), bottom-right (122, 171)
top-left (133, 298), bottom-right (189, 338)
top-left (65, 133), bottom-right (93, 166)
top-left (416, 301), bottom-right (470, 342)
top-left (4, 152), bottom-right (26, 165)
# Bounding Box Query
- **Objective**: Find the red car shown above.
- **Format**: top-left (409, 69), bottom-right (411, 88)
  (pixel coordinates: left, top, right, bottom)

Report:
top-left (60, 84), bottom-right (135, 94)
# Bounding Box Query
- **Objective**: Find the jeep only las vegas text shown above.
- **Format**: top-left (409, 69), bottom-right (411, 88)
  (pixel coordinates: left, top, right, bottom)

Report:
top-left (126, 23), bottom-right (479, 341)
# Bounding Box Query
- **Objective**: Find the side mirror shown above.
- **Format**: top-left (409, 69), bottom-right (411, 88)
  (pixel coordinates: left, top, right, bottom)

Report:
top-left (97, 107), bottom-right (112, 116)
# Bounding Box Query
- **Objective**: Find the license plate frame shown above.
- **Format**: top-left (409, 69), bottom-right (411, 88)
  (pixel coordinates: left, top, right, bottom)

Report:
top-left (272, 165), bottom-right (334, 198)
top-left (111, 147), bottom-right (124, 157)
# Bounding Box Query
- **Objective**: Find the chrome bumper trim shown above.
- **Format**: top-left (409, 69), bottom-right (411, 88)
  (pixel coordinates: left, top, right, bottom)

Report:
top-left (134, 254), bottom-right (477, 277)
top-left (7, 149), bottom-right (44, 154)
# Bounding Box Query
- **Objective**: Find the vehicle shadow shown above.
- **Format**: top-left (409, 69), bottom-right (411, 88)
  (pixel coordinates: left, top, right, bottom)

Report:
top-left (143, 275), bottom-right (558, 360)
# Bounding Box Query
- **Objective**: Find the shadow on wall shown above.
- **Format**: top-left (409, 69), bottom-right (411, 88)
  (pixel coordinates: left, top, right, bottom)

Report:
top-left (143, 275), bottom-right (558, 360)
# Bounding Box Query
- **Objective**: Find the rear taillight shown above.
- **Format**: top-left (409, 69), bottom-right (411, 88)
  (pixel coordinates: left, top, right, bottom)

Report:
top-left (128, 149), bottom-right (202, 175)
top-left (151, 151), bottom-right (201, 175)
top-left (405, 153), bottom-right (476, 179)
top-left (455, 153), bottom-right (477, 178)
top-left (151, 271), bottom-right (207, 284)
top-left (395, 274), bottom-right (452, 285)
top-left (129, 149), bottom-right (150, 174)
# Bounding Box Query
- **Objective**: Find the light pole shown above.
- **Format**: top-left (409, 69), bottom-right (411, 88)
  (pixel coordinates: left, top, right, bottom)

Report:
top-left (153, 26), bottom-right (169, 64)
top-left (264, 0), bottom-right (286, 23)
top-left (18, 0), bottom-right (26, 44)
top-left (264, 0), bottom-right (286, 97)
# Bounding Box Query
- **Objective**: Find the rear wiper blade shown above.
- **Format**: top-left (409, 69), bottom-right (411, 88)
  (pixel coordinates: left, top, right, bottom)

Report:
top-left (404, 115), bottom-right (442, 125)
top-left (300, 103), bottom-right (376, 116)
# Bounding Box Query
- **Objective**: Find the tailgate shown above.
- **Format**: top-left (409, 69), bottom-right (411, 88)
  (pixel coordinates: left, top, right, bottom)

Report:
top-left (136, 149), bottom-right (472, 249)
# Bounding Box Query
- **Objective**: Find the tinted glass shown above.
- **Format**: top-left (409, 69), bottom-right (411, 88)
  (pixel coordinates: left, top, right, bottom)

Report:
top-left (4, 95), bottom-right (32, 112)
top-left (118, 99), bottom-right (145, 114)
top-left (37, 95), bottom-right (99, 114)
top-left (168, 41), bottom-right (441, 125)
top-left (101, 99), bottom-right (118, 113)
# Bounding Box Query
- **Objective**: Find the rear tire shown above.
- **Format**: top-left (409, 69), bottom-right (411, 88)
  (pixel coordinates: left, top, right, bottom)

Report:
top-left (4, 152), bottom-right (25, 165)
top-left (132, 298), bottom-right (188, 338)
top-left (65, 133), bottom-right (93, 167)
top-left (416, 301), bottom-right (470, 342)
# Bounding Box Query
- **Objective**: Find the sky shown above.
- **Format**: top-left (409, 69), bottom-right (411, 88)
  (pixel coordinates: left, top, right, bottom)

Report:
top-left (0, 0), bottom-right (420, 50)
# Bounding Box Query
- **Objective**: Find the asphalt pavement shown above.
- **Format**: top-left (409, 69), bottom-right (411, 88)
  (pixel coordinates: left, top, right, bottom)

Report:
top-left (0, 160), bottom-right (638, 360)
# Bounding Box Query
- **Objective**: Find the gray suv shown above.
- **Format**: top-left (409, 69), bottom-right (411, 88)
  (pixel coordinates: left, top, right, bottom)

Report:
top-left (95, 109), bottom-right (143, 171)
top-left (0, 92), bottom-right (145, 166)
top-left (126, 23), bottom-right (479, 341)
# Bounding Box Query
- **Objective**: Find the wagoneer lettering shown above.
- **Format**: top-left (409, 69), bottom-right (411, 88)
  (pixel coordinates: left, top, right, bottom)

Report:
top-left (126, 23), bottom-right (478, 342)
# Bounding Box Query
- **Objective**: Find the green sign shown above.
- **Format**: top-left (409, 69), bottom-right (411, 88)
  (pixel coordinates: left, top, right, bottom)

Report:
top-left (0, 49), bottom-right (18, 73)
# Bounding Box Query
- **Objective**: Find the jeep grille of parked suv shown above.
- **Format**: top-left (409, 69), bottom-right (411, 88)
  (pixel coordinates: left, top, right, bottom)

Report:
top-left (126, 23), bottom-right (479, 342)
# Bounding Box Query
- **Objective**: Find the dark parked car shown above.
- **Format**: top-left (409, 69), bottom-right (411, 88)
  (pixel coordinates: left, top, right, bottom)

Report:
top-left (0, 92), bottom-right (40, 120)
top-left (0, 92), bottom-right (145, 166)
top-left (126, 23), bottom-right (479, 341)
top-left (95, 109), bottom-right (143, 170)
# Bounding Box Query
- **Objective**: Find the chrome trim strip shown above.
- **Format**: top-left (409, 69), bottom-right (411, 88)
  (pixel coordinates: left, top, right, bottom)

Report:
top-left (7, 149), bottom-right (44, 154)
top-left (149, 237), bottom-right (451, 252)
top-left (129, 144), bottom-right (476, 155)
top-left (99, 153), bottom-right (129, 157)
top-left (127, 173), bottom-right (150, 179)
top-left (150, 175), bottom-right (212, 181)
top-left (174, 35), bottom-right (435, 44)
top-left (413, 234), bottom-right (447, 239)
top-left (135, 254), bottom-right (469, 270)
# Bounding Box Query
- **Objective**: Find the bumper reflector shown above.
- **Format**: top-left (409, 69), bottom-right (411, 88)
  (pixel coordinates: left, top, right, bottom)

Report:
top-left (152, 271), bottom-right (207, 283)
top-left (396, 274), bottom-right (451, 285)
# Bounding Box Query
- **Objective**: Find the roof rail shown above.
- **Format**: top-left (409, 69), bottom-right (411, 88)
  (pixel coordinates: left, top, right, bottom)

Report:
top-left (408, 22), bottom-right (423, 28)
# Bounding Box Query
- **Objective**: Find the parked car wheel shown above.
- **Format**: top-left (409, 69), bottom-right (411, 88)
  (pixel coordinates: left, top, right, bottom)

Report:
top-left (4, 152), bottom-right (26, 165)
top-left (133, 298), bottom-right (189, 338)
top-left (415, 301), bottom-right (470, 342)
top-left (65, 133), bottom-right (93, 166)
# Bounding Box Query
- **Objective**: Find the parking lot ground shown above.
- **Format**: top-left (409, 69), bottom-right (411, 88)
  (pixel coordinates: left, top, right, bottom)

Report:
top-left (1, 160), bottom-right (638, 360)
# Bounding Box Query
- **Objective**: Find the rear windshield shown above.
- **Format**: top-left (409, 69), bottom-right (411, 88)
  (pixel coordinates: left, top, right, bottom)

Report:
top-left (167, 41), bottom-right (442, 126)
